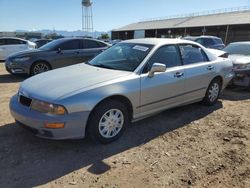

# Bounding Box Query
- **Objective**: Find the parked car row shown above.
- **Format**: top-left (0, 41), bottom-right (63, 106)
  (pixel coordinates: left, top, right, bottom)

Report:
top-left (5, 38), bottom-right (110, 75)
top-left (0, 37), bottom-right (36, 61)
top-left (9, 38), bottom-right (234, 143)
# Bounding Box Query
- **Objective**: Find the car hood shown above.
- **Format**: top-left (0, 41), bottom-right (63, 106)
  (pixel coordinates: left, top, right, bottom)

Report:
top-left (8, 49), bottom-right (44, 58)
top-left (228, 55), bottom-right (250, 65)
top-left (20, 63), bottom-right (131, 102)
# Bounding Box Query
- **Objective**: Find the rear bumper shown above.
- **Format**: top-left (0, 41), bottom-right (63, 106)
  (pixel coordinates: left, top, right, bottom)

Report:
top-left (10, 94), bottom-right (90, 140)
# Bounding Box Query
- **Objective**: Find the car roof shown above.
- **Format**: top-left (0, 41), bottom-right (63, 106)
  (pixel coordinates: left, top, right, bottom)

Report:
top-left (184, 35), bottom-right (221, 39)
top-left (54, 37), bottom-right (110, 45)
top-left (122, 38), bottom-right (201, 46)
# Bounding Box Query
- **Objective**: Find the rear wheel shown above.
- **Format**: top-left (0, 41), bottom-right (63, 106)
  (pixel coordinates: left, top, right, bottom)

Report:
top-left (203, 79), bottom-right (221, 106)
top-left (30, 62), bottom-right (51, 76)
top-left (87, 100), bottom-right (129, 144)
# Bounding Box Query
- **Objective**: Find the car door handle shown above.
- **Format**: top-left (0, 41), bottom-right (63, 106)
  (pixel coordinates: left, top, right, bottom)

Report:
top-left (74, 51), bottom-right (80, 54)
top-left (174, 72), bottom-right (184, 78)
top-left (207, 66), bottom-right (214, 70)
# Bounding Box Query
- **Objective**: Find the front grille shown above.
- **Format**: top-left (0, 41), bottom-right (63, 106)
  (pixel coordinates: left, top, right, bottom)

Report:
top-left (19, 95), bottom-right (32, 107)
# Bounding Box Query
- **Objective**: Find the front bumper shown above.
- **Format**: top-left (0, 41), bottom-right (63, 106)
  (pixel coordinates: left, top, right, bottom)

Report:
top-left (5, 59), bottom-right (30, 74)
top-left (232, 69), bottom-right (250, 87)
top-left (9, 94), bottom-right (90, 140)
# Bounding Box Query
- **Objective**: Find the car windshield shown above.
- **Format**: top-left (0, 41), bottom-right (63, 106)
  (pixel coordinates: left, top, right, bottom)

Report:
top-left (88, 43), bottom-right (153, 72)
top-left (224, 43), bottom-right (250, 56)
top-left (38, 39), bottom-right (63, 50)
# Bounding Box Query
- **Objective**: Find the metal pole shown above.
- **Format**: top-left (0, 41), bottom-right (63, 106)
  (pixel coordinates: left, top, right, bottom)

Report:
top-left (225, 25), bottom-right (229, 44)
top-left (184, 28), bottom-right (187, 36)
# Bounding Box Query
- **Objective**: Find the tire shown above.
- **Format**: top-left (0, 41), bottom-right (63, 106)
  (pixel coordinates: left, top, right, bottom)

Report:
top-left (203, 79), bottom-right (222, 106)
top-left (30, 61), bottom-right (51, 76)
top-left (87, 100), bottom-right (129, 144)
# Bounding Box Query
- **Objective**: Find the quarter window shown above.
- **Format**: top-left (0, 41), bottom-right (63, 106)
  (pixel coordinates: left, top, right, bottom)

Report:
top-left (144, 45), bottom-right (182, 72)
top-left (179, 44), bottom-right (209, 65)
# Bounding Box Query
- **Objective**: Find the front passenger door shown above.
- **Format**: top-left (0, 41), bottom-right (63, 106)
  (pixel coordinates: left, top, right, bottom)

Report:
top-left (52, 39), bottom-right (82, 68)
top-left (139, 45), bottom-right (186, 116)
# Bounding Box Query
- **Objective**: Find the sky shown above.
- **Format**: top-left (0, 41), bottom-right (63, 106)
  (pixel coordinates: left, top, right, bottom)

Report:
top-left (0, 0), bottom-right (250, 32)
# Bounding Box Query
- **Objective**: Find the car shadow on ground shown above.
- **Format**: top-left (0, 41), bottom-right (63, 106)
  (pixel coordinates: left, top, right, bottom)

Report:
top-left (0, 102), bottom-right (222, 187)
top-left (220, 88), bottom-right (250, 101)
top-left (0, 74), bottom-right (28, 83)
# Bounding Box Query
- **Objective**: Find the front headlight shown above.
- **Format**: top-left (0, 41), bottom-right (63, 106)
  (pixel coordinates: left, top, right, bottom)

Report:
top-left (31, 99), bottom-right (67, 115)
top-left (13, 57), bottom-right (31, 62)
top-left (234, 63), bottom-right (250, 70)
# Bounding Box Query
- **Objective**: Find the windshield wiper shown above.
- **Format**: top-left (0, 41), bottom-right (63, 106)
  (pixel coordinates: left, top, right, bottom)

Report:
top-left (92, 63), bottom-right (116, 70)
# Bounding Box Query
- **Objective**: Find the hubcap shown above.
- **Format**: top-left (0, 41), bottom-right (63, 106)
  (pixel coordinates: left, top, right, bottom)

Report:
top-left (208, 83), bottom-right (219, 102)
top-left (98, 109), bottom-right (124, 138)
top-left (33, 63), bottom-right (49, 75)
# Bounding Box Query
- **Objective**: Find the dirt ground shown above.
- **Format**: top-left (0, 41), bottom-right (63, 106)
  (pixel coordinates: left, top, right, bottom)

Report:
top-left (0, 62), bottom-right (249, 188)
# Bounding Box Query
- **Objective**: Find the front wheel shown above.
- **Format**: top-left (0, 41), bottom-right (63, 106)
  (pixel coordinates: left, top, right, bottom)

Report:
top-left (87, 100), bottom-right (129, 144)
top-left (30, 62), bottom-right (51, 76)
top-left (203, 79), bottom-right (221, 106)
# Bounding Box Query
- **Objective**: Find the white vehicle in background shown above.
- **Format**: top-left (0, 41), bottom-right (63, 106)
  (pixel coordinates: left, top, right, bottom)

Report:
top-left (0, 37), bottom-right (36, 61)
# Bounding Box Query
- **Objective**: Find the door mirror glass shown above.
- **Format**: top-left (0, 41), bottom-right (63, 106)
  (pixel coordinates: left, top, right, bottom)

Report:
top-left (148, 63), bottom-right (166, 78)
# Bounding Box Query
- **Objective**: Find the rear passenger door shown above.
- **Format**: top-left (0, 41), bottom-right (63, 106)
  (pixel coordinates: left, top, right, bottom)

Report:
top-left (179, 44), bottom-right (216, 102)
top-left (140, 45), bottom-right (186, 115)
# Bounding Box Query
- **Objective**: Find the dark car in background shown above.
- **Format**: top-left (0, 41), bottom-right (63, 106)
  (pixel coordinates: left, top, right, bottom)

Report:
top-left (224, 42), bottom-right (250, 89)
top-left (5, 38), bottom-right (110, 75)
top-left (183, 36), bottom-right (225, 50)
top-left (34, 39), bottom-right (52, 48)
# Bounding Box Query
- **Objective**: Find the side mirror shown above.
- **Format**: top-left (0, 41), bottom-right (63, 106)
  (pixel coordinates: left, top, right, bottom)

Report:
top-left (148, 63), bottom-right (166, 78)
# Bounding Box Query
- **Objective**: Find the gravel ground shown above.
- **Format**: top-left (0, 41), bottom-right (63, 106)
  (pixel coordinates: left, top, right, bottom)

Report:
top-left (0, 63), bottom-right (249, 188)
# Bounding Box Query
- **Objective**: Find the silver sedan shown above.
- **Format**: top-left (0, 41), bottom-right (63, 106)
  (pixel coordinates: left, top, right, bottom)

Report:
top-left (10, 38), bottom-right (234, 143)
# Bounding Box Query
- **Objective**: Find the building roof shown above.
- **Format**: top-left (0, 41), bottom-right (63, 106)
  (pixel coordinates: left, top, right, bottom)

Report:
top-left (113, 10), bottom-right (250, 32)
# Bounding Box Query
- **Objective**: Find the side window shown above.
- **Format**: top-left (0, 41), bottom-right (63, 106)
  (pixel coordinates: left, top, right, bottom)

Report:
top-left (179, 44), bottom-right (209, 65)
top-left (98, 42), bottom-right (108, 48)
top-left (83, 40), bottom-right (100, 49)
top-left (196, 38), bottom-right (204, 46)
top-left (59, 40), bottom-right (80, 50)
top-left (0, 39), bottom-right (5, 46)
top-left (6, 39), bottom-right (27, 45)
top-left (203, 38), bottom-right (214, 47)
top-left (144, 45), bottom-right (182, 73)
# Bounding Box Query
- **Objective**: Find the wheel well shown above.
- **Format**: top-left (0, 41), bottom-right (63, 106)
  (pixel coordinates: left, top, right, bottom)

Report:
top-left (212, 76), bottom-right (223, 87)
top-left (30, 60), bottom-right (52, 73)
top-left (89, 95), bottom-right (134, 122)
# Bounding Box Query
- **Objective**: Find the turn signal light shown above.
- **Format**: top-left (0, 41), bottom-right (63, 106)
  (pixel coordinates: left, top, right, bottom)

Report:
top-left (44, 122), bottom-right (65, 129)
